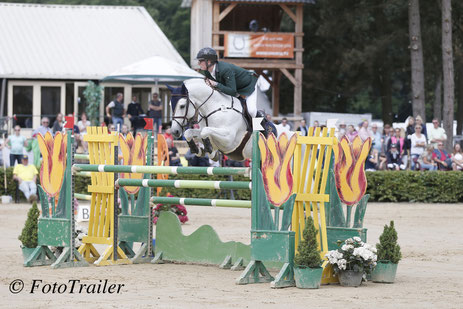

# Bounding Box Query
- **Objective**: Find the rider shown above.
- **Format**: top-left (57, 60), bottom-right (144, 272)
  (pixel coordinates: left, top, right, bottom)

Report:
top-left (196, 47), bottom-right (267, 129)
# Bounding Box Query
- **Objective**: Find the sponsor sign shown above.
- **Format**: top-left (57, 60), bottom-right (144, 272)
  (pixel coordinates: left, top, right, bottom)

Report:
top-left (225, 33), bottom-right (294, 59)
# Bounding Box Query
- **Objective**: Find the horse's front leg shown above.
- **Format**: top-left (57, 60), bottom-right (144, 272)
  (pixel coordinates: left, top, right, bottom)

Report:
top-left (184, 129), bottom-right (202, 154)
top-left (200, 127), bottom-right (235, 155)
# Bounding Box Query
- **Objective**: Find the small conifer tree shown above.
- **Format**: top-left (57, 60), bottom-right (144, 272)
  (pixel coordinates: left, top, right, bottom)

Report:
top-left (18, 202), bottom-right (39, 248)
top-left (376, 220), bottom-right (402, 264)
top-left (294, 216), bottom-right (323, 268)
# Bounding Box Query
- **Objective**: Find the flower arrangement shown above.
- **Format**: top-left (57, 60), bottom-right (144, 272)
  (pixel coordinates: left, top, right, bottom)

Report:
top-left (325, 237), bottom-right (377, 275)
top-left (152, 200), bottom-right (188, 224)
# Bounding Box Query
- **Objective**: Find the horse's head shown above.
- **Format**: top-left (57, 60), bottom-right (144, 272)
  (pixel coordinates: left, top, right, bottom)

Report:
top-left (167, 83), bottom-right (194, 138)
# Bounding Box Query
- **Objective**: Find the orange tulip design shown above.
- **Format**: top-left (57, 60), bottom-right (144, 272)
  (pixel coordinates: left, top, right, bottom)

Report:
top-left (258, 132), bottom-right (297, 207)
top-left (37, 132), bottom-right (67, 197)
top-left (156, 134), bottom-right (170, 196)
top-left (119, 132), bottom-right (147, 194)
top-left (333, 136), bottom-right (371, 205)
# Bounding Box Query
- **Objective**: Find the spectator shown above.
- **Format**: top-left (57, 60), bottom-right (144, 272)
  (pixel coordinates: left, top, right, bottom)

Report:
top-left (358, 120), bottom-right (372, 141)
top-left (428, 118), bottom-right (447, 148)
top-left (106, 93), bottom-right (125, 131)
top-left (224, 155), bottom-right (244, 167)
top-left (32, 117), bottom-right (52, 137)
top-left (370, 123), bottom-right (382, 152)
top-left (77, 112), bottom-right (91, 135)
top-left (265, 114), bottom-right (278, 136)
top-left (388, 128), bottom-right (408, 168)
top-left (52, 113), bottom-right (64, 134)
top-left (346, 124), bottom-right (358, 142)
top-left (378, 153), bottom-right (387, 170)
top-left (13, 155), bottom-right (38, 202)
top-left (337, 121), bottom-right (347, 140)
top-left (127, 95), bottom-right (145, 134)
top-left (280, 117), bottom-right (292, 133)
top-left (108, 124), bottom-right (115, 133)
top-left (432, 142), bottom-right (452, 170)
top-left (410, 125), bottom-right (427, 170)
top-left (418, 145), bottom-right (437, 171)
top-left (451, 143), bottom-right (463, 171)
top-left (381, 124), bottom-right (392, 154)
top-left (386, 143), bottom-right (405, 170)
top-left (296, 119), bottom-right (309, 136)
top-left (405, 116), bottom-right (415, 151)
top-left (163, 126), bottom-right (174, 142)
top-left (148, 93), bottom-right (163, 132)
top-left (77, 113), bottom-right (91, 152)
top-left (365, 148), bottom-right (379, 171)
top-left (6, 125), bottom-right (27, 166)
top-left (313, 120), bottom-right (320, 128)
top-left (119, 124), bottom-right (128, 137)
top-left (415, 115), bottom-right (427, 138)
top-left (166, 138), bottom-right (182, 166)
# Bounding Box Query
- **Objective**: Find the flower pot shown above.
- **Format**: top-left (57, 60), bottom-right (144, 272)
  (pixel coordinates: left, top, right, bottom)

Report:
top-left (294, 266), bottom-right (323, 289)
top-left (371, 261), bottom-right (398, 283)
top-left (338, 270), bottom-right (363, 287)
top-left (21, 246), bottom-right (36, 261)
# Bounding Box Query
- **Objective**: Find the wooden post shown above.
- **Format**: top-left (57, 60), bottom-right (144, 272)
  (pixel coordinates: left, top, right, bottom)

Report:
top-left (212, 1), bottom-right (220, 57)
top-left (293, 4), bottom-right (303, 117)
top-left (272, 70), bottom-right (281, 117)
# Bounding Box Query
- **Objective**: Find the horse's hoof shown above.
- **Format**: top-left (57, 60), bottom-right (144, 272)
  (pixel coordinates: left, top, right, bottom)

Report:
top-left (187, 140), bottom-right (199, 154)
top-left (203, 138), bottom-right (213, 153)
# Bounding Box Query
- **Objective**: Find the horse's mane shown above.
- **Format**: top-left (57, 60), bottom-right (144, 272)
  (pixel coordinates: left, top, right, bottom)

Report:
top-left (183, 78), bottom-right (231, 101)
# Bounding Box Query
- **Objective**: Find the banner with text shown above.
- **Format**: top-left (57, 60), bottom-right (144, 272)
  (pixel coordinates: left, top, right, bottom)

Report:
top-left (224, 33), bottom-right (294, 59)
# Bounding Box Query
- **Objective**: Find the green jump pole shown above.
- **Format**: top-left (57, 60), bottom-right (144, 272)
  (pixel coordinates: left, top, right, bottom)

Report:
top-left (151, 196), bottom-right (251, 208)
top-left (74, 154), bottom-right (89, 161)
top-left (73, 164), bottom-right (250, 177)
top-left (116, 178), bottom-right (251, 190)
top-left (75, 193), bottom-right (92, 201)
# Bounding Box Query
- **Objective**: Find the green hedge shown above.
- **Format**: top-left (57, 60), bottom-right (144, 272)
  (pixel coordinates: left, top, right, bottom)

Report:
top-left (0, 167), bottom-right (20, 197)
top-left (366, 171), bottom-right (463, 203)
top-left (20, 170), bottom-right (463, 204)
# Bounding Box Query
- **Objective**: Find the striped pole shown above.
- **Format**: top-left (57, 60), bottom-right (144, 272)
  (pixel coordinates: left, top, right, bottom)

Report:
top-left (151, 196), bottom-right (251, 208)
top-left (75, 193), bottom-right (92, 201)
top-left (73, 164), bottom-right (250, 177)
top-left (116, 178), bottom-right (251, 190)
top-left (76, 171), bottom-right (92, 177)
top-left (74, 154), bottom-right (89, 161)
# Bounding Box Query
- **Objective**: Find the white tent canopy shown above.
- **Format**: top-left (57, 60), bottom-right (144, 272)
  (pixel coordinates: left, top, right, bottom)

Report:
top-left (102, 56), bottom-right (203, 84)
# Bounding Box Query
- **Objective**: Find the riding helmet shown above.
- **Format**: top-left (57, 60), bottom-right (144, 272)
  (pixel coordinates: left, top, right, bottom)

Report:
top-left (196, 47), bottom-right (218, 62)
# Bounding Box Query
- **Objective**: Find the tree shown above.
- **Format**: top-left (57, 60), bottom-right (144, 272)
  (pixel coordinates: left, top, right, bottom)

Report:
top-left (409, 0), bottom-right (426, 120)
top-left (83, 81), bottom-right (104, 126)
top-left (442, 0), bottom-right (455, 149)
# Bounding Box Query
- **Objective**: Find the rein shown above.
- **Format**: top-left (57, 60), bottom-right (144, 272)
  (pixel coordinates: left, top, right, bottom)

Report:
top-left (173, 85), bottom-right (243, 130)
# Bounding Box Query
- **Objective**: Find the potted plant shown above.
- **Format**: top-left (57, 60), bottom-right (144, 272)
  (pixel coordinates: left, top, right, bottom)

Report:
top-left (325, 237), bottom-right (377, 287)
top-left (293, 217), bottom-right (323, 289)
top-left (18, 202), bottom-right (39, 260)
top-left (371, 220), bottom-right (401, 283)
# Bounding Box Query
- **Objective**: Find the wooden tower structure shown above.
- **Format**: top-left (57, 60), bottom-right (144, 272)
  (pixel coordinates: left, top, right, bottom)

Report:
top-left (189, 0), bottom-right (312, 118)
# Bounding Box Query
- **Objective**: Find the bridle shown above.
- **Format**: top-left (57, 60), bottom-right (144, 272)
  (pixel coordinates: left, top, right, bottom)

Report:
top-left (171, 81), bottom-right (243, 133)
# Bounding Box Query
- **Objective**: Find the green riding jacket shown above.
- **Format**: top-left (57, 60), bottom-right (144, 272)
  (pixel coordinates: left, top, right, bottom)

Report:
top-left (200, 61), bottom-right (257, 97)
